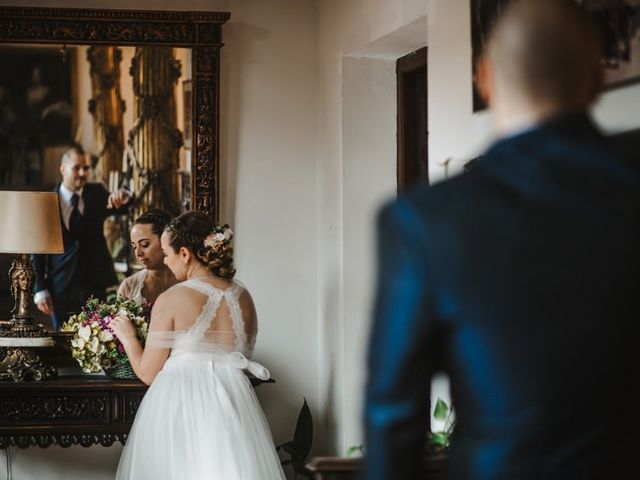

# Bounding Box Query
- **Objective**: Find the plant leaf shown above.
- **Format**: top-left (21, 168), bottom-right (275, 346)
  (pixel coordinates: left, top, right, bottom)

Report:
top-left (433, 398), bottom-right (449, 421)
top-left (346, 445), bottom-right (364, 456)
top-left (428, 431), bottom-right (449, 447)
top-left (291, 398), bottom-right (313, 463)
top-left (275, 441), bottom-right (293, 452)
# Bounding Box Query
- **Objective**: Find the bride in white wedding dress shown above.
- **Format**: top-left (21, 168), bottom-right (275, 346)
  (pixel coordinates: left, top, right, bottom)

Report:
top-left (111, 211), bottom-right (285, 480)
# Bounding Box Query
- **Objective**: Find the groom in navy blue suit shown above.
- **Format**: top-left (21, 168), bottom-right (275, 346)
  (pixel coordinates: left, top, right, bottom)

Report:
top-left (32, 145), bottom-right (133, 330)
top-left (365, 1), bottom-right (640, 479)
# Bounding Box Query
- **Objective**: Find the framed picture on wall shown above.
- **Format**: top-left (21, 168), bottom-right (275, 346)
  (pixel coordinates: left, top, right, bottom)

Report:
top-left (182, 79), bottom-right (193, 150)
top-left (470, 0), bottom-right (640, 112)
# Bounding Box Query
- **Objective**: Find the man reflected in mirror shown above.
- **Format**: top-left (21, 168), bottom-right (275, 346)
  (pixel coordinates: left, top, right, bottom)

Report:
top-left (31, 144), bottom-right (133, 330)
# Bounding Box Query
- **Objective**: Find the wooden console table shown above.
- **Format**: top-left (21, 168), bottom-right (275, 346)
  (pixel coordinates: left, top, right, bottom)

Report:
top-left (0, 376), bottom-right (147, 448)
top-left (0, 371), bottom-right (272, 449)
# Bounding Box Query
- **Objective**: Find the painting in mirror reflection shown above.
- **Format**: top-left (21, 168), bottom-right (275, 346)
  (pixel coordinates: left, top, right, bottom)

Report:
top-left (0, 46), bottom-right (74, 187)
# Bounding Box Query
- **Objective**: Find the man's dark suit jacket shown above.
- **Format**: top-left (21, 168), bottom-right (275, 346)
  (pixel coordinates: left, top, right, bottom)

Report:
top-left (365, 113), bottom-right (640, 479)
top-left (610, 127), bottom-right (640, 171)
top-left (32, 183), bottom-right (120, 315)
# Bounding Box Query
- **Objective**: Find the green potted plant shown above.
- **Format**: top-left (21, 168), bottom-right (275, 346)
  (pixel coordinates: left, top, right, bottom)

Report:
top-left (426, 397), bottom-right (455, 456)
top-left (277, 399), bottom-right (314, 479)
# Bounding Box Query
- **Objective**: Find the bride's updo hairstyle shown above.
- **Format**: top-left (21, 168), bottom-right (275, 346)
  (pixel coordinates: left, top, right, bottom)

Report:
top-left (134, 208), bottom-right (172, 237)
top-left (165, 211), bottom-right (236, 280)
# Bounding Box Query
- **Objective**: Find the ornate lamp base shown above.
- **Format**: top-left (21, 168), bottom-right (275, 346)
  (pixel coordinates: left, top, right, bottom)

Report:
top-left (0, 338), bottom-right (57, 382)
top-left (0, 253), bottom-right (58, 382)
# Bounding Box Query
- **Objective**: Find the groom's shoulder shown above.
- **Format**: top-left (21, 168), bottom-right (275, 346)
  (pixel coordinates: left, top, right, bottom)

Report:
top-left (84, 182), bottom-right (109, 196)
top-left (383, 168), bottom-right (484, 225)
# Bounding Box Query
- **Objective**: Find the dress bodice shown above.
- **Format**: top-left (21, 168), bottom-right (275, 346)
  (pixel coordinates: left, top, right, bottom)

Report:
top-left (146, 278), bottom-right (257, 358)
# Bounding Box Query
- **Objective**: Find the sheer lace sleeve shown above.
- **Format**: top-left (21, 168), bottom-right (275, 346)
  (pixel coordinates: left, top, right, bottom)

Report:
top-left (117, 270), bottom-right (147, 303)
top-left (117, 276), bottom-right (135, 299)
top-left (144, 279), bottom-right (259, 358)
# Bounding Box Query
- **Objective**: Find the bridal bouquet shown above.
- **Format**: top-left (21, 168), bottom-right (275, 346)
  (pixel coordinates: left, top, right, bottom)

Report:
top-left (61, 297), bottom-right (151, 375)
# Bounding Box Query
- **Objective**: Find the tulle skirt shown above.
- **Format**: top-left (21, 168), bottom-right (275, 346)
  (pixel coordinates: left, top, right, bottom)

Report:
top-left (115, 353), bottom-right (285, 480)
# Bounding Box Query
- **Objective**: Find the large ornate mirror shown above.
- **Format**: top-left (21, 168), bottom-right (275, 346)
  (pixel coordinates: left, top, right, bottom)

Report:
top-left (0, 7), bottom-right (229, 329)
top-left (0, 6), bottom-right (229, 220)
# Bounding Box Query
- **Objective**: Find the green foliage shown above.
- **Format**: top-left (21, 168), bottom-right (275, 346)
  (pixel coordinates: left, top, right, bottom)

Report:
top-left (277, 399), bottom-right (314, 479)
top-left (433, 397), bottom-right (449, 422)
top-left (346, 444), bottom-right (364, 457)
top-left (427, 397), bottom-right (455, 454)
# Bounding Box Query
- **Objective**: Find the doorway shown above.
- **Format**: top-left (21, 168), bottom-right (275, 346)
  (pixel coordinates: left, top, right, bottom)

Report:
top-left (397, 46), bottom-right (428, 191)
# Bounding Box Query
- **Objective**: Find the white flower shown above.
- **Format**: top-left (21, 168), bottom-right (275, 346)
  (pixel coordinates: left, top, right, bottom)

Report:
top-left (204, 226), bottom-right (234, 248)
top-left (71, 338), bottom-right (86, 350)
top-left (98, 330), bottom-right (113, 342)
top-left (78, 325), bottom-right (91, 342)
top-left (203, 233), bottom-right (217, 248)
top-left (87, 337), bottom-right (101, 353)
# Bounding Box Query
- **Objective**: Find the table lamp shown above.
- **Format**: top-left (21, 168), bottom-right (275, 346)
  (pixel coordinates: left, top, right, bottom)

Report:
top-left (0, 191), bottom-right (63, 381)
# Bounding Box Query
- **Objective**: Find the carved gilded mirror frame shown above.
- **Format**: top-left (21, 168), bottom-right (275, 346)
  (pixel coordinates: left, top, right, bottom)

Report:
top-left (0, 6), bottom-right (229, 221)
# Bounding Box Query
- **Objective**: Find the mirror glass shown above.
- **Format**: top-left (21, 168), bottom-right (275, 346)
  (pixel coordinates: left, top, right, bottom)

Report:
top-left (0, 43), bottom-right (192, 328)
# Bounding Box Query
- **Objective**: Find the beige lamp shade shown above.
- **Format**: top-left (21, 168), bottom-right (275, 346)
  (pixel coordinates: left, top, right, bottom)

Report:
top-left (0, 191), bottom-right (64, 254)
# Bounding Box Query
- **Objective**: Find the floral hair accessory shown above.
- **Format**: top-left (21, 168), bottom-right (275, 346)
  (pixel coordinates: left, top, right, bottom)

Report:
top-left (204, 224), bottom-right (233, 249)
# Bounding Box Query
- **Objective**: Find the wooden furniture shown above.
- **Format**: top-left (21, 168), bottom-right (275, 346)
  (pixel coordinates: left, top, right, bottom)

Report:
top-left (0, 372), bottom-right (273, 449)
top-left (307, 453), bottom-right (447, 480)
top-left (0, 376), bottom-right (147, 448)
top-left (0, 333), bottom-right (273, 449)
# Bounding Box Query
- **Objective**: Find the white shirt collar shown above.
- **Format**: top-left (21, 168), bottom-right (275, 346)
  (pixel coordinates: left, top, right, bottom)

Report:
top-left (59, 183), bottom-right (83, 203)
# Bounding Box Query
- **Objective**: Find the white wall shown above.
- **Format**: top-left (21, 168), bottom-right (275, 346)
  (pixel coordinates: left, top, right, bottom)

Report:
top-left (218, 0), bottom-right (320, 459)
top-left (317, 0), bottom-right (429, 455)
top-left (341, 55), bottom-right (397, 452)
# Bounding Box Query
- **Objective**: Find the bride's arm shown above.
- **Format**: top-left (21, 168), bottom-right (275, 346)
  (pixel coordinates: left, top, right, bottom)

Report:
top-left (111, 292), bottom-right (173, 385)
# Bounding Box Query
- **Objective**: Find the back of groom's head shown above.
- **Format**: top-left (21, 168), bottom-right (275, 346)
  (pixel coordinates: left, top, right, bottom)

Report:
top-left (480, 0), bottom-right (603, 120)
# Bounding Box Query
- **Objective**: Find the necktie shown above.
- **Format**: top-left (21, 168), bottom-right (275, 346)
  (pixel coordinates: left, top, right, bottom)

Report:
top-left (69, 193), bottom-right (83, 235)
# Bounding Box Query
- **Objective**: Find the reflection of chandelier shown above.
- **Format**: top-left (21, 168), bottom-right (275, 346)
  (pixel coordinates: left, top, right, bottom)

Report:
top-left (87, 46), bottom-right (126, 188)
top-left (126, 47), bottom-right (183, 218)
top-left (122, 144), bottom-right (182, 216)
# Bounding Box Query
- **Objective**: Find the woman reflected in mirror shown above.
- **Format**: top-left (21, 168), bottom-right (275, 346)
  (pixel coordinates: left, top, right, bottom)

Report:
top-left (117, 209), bottom-right (177, 305)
